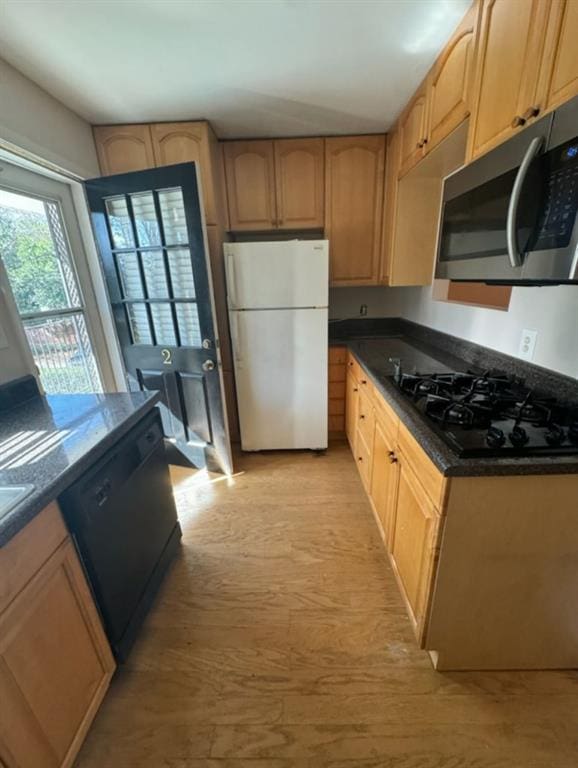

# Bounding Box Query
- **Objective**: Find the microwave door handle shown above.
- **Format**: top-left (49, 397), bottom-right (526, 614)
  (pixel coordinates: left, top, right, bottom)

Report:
top-left (506, 136), bottom-right (544, 268)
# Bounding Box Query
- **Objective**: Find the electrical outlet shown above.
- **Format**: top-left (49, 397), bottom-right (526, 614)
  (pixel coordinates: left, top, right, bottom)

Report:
top-left (518, 329), bottom-right (538, 361)
top-left (359, 304), bottom-right (368, 316)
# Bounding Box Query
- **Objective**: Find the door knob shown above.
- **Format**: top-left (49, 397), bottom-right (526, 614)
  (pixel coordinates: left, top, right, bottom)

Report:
top-left (202, 360), bottom-right (215, 372)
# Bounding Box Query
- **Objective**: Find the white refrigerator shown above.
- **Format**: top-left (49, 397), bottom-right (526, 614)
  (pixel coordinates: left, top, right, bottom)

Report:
top-left (224, 240), bottom-right (328, 451)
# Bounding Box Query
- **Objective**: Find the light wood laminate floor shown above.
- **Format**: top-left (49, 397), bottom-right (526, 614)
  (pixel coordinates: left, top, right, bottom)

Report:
top-left (76, 443), bottom-right (578, 767)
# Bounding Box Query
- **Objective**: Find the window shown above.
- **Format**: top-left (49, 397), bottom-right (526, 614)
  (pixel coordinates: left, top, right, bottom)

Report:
top-left (0, 187), bottom-right (102, 393)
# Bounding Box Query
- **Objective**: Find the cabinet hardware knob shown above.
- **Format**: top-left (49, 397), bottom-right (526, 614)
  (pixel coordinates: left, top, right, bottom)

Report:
top-left (360, 414), bottom-right (365, 420)
top-left (358, 456), bottom-right (363, 462)
top-left (511, 114), bottom-right (526, 128)
top-left (388, 450), bottom-right (398, 464)
top-left (353, 387), bottom-right (358, 392)
top-left (361, 379), bottom-right (367, 385)
top-left (522, 105), bottom-right (540, 121)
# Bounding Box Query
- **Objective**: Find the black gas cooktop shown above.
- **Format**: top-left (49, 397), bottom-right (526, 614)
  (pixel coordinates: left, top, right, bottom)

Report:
top-left (392, 368), bottom-right (578, 458)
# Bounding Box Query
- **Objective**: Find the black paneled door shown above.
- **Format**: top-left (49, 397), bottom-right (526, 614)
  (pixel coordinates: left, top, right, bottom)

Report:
top-left (85, 163), bottom-right (233, 474)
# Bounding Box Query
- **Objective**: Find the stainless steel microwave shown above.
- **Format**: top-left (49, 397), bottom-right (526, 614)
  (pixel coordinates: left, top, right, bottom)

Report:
top-left (435, 94), bottom-right (578, 284)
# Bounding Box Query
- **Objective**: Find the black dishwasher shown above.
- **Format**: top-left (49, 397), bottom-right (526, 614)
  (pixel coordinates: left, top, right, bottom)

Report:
top-left (59, 409), bottom-right (181, 661)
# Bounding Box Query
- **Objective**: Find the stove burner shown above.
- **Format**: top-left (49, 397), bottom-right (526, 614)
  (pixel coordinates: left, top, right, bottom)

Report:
top-left (393, 367), bottom-right (578, 458)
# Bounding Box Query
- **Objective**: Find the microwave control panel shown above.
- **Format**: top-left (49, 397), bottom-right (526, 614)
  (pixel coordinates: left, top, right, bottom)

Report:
top-left (535, 138), bottom-right (578, 250)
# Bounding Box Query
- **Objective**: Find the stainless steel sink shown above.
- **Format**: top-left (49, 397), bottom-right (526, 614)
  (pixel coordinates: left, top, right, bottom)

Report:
top-left (0, 485), bottom-right (35, 522)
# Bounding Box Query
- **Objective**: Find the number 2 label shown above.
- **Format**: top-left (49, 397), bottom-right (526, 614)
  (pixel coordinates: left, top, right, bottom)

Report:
top-left (161, 348), bottom-right (172, 365)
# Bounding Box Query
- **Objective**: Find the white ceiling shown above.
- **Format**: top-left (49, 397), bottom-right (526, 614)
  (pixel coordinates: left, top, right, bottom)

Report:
top-left (0, 0), bottom-right (470, 139)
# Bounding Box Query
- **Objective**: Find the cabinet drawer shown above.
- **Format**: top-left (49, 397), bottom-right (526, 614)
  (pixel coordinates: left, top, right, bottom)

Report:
top-left (372, 387), bottom-right (399, 443)
top-left (329, 380), bottom-right (346, 399)
top-left (346, 351), bottom-right (363, 383)
top-left (398, 423), bottom-right (446, 508)
top-left (0, 502), bottom-right (68, 615)
top-left (355, 430), bottom-right (372, 490)
top-left (357, 387), bottom-right (376, 450)
top-left (329, 346), bottom-right (347, 364)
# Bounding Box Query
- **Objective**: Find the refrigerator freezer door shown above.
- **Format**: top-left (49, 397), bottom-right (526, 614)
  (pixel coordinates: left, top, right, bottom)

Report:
top-left (229, 307), bottom-right (328, 450)
top-left (224, 241), bottom-right (328, 310)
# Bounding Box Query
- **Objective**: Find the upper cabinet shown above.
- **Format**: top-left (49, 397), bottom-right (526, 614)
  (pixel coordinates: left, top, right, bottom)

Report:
top-left (223, 137), bottom-right (325, 231)
top-left (274, 138), bottom-right (325, 229)
top-left (94, 121), bottom-right (224, 226)
top-left (379, 128), bottom-right (401, 284)
top-left (223, 140), bottom-right (277, 230)
top-left (427, 3), bottom-right (479, 152)
top-left (150, 122), bottom-right (223, 225)
top-left (467, 0), bottom-right (552, 160)
top-left (325, 135), bottom-right (386, 285)
top-left (93, 124), bottom-right (155, 175)
top-left (538, 0), bottom-right (578, 113)
top-left (398, 84), bottom-right (429, 177)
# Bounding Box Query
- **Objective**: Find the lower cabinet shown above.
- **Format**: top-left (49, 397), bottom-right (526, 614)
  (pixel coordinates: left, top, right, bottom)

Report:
top-left (345, 369), bottom-right (359, 449)
top-left (389, 453), bottom-right (442, 639)
top-left (0, 504), bottom-right (115, 768)
top-left (347, 350), bottom-right (445, 645)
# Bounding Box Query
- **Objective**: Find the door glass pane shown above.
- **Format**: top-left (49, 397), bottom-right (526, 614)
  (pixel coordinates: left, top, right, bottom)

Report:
top-left (131, 192), bottom-right (161, 247)
top-left (158, 188), bottom-right (188, 245)
top-left (150, 303), bottom-right (177, 345)
top-left (168, 248), bottom-right (196, 298)
top-left (105, 197), bottom-right (134, 249)
top-left (175, 303), bottom-right (201, 347)
top-left (23, 313), bottom-right (101, 394)
top-left (116, 252), bottom-right (144, 298)
top-left (141, 250), bottom-right (169, 298)
top-left (127, 303), bottom-right (153, 344)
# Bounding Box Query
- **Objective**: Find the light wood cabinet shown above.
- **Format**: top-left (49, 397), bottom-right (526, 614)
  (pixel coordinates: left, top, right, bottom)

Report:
top-left (379, 128), bottom-right (401, 284)
top-left (223, 137), bottom-right (325, 231)
top-left (0, 504), bottom-right (114, 768)
top-left (398, 84), bottom-right (429, 177)
top-left (345, 369), bottom-right (359, 449)
top-left (223, 140), bottom-right (277, 230)
top-left (325, 135), bottom-right (386, 285)
top-left (390, 452), bottom-right (441, 640)
top-left (467, 0), bottom-right (552, 160)
top-left (274, 138), bottom-right (324, 229)
top-left (150, 122), bottom-right (223, 225)
top-left (328, 346), bottom-right (347, 435)
top-left (93, 124), bottom-right (155, 175)
top-left (369, 418), bottom-right (399, 547)
top-left (427, 2), bottom-right (479, 152)
top-left (539, 0), bottom-right (578, 113)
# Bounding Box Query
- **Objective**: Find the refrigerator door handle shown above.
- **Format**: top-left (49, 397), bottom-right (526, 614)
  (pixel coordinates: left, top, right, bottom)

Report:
top-left (226, 251), bottom-right (238, 309)
top-left (230, 312), bottom-right (243, 367)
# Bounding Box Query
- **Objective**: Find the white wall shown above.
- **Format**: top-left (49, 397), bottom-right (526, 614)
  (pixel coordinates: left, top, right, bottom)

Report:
top-left (0, 57), bottom-right (99, 178)
top-left (397, 285), bottom-right (578, 379)
top-left (329, 286), bottom-right (405, 320)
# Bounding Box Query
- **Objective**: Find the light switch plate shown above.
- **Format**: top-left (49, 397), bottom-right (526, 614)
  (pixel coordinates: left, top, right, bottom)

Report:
top-left (518, 329), bottom-right (538, 361)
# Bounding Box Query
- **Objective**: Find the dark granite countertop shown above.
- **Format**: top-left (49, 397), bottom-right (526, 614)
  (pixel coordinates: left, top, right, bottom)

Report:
top-left (0, 391), bottom-right (159, 547)
top-left (330, 319), bottom-right (578, 478)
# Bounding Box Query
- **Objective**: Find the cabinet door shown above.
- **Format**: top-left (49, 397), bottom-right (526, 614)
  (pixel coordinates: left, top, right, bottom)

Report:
top-left (0, 540), bottom-right (114, 768)
top-left (379, 128), bottom-right (401, 284)
top-left (390, 455), bottom-right (441, 642)
top-left (427, 3), bottom-right (479, 152)
top-left (150, 122), bottom-right (218, 224)
top-left (539, 0), bottom-right (578, 113)
top-left (345, 369), bottom-right (359, 450)
top-left (370, 418), bottom-right (399, 549)
top-left (325, 135), bottom-right (385, 285)
top-left (467, 0), bottom-right (551, 160)
top-left (274, 138), bottom-right (324, 229)
top-left (94, 124), bottom-right (155, 175)
top-left (224, 140), bottom-right (277, 230)
top-left (398, 84), bottom-right (428, 177)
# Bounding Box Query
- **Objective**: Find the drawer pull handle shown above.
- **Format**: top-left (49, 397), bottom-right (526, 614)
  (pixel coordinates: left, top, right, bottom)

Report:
top-left (522, 105), bottom-right (540, 121)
